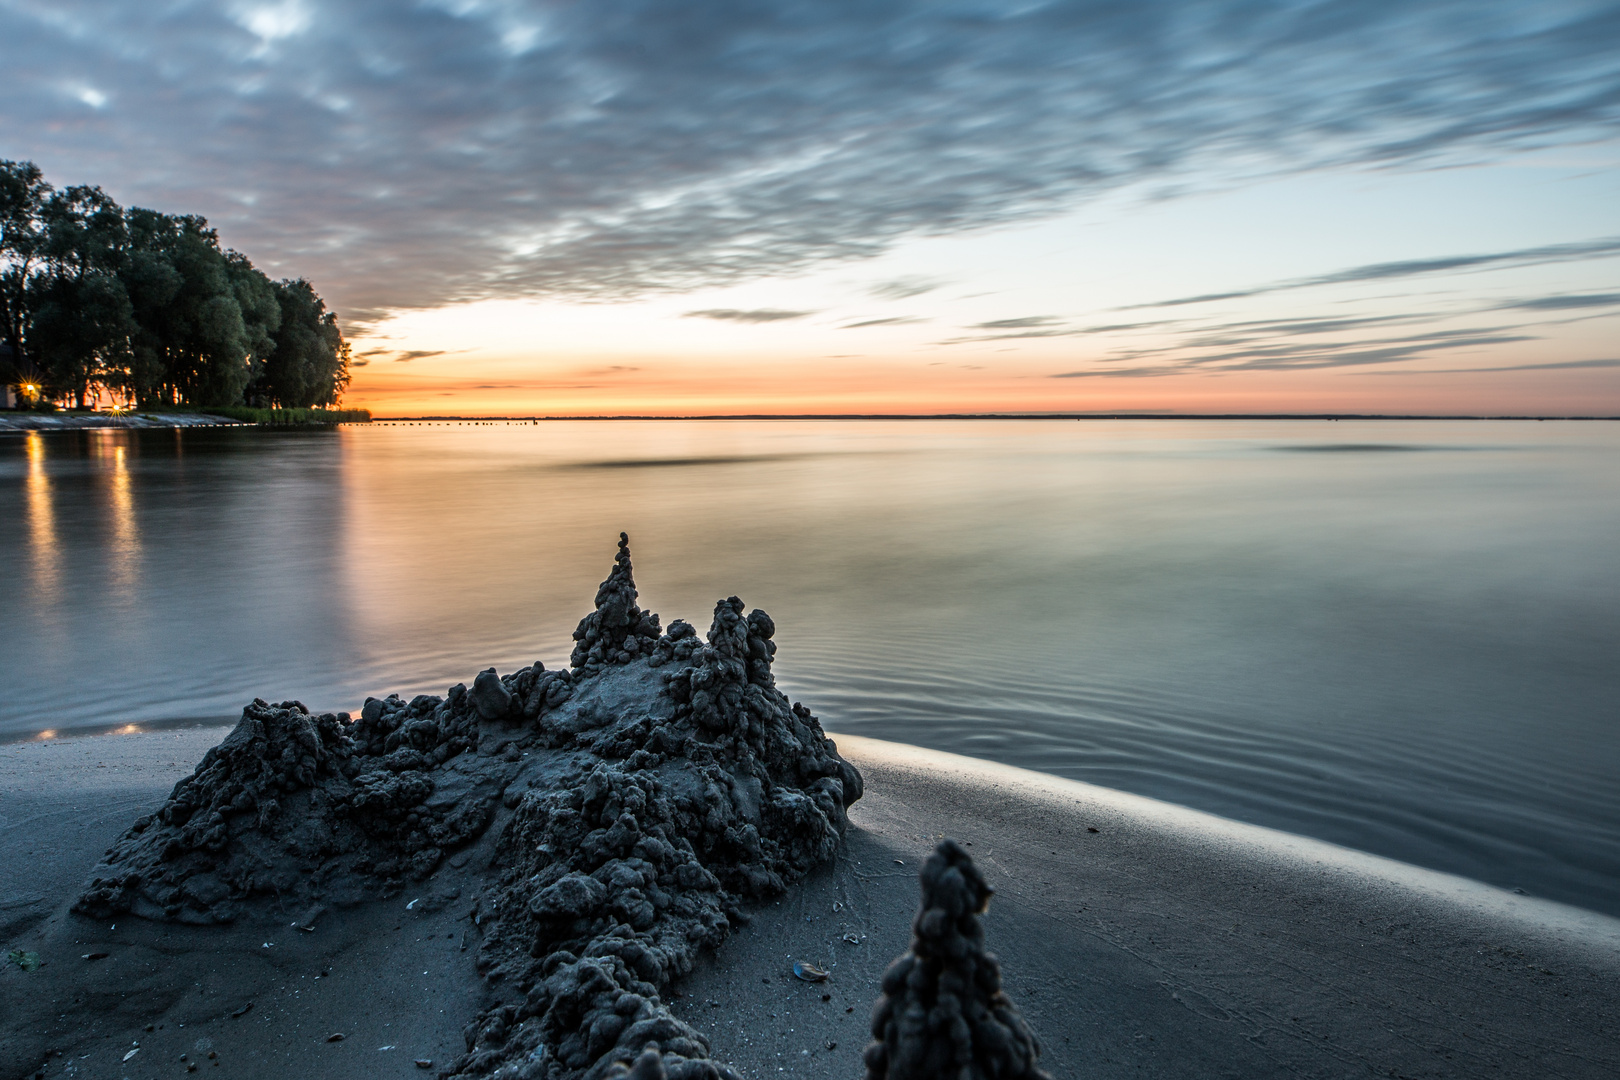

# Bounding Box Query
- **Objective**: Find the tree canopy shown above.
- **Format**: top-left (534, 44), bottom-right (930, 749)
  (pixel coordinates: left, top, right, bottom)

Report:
top-left (1, 160), bottom-right (349, 410)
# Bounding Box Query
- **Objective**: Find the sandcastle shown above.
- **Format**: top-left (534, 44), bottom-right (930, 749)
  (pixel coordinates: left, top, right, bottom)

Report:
top-left (79, 535), bottom-right (862, 1080)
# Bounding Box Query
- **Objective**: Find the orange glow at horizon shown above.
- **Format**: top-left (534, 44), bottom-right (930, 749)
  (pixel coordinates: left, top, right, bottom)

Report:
top-left (341, 347), bottom-right (1620, 418)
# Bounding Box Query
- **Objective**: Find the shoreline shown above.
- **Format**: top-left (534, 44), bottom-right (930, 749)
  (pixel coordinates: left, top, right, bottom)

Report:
top-left (5, 727), bottom-right (1616, 1079)
top-left (0, 413), bottom-right (246, 432)
top-left (6, 411), bottom-right (1613, 433)
top-left (365, 413), bottom-right (1620, 422)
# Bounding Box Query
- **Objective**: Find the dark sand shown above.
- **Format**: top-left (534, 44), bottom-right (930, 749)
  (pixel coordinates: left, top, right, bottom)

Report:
top-left (5, 730), bottom-right (1618, 1079)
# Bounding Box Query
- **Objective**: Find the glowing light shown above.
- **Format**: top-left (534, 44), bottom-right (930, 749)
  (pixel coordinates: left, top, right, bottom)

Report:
top-left (25, 432), bottom-right (60, 601)
top-left (116, 724), bottom-right (141, 735)
top-left (108, 440), bottom-right (140, 598)
top-left (38, 729), bottom-right (57, 740)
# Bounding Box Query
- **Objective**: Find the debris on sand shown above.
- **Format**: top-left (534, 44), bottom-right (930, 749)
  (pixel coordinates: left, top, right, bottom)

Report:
top-left (77, 535), bottom-right (862, 1080)
top-left (5, 950), bottom-right (43, 971)
top-left (864, 839), bottom-right (1050, 1080)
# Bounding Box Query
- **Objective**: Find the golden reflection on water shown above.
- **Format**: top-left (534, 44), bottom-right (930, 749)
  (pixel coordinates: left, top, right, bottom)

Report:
top-left (107, 437), bottom-right (140, 597)
top-left (24, 431), bottom-right (59, 603)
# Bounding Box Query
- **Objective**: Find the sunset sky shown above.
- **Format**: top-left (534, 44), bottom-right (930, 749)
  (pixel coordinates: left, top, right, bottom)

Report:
top-left (4, 1), bottom-right (1619, 415)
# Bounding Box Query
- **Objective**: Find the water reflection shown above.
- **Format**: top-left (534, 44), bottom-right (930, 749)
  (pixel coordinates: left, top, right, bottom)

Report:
top-left (3, 420), bottom-right (1619, 916)
top-left (24, 431), bottom-right (60, 603)
top-left (101, 434), bottom-right (141, 599)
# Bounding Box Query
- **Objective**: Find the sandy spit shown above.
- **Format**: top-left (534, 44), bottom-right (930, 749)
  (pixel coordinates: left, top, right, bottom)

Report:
top-left (0, 413), bottom-right (244, 432)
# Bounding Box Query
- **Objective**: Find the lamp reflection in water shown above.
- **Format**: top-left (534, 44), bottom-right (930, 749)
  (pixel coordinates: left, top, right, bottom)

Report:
top-left (107, 436), bottom-right (140, 599)
top-left (24, 431), bottom-right (60, 604)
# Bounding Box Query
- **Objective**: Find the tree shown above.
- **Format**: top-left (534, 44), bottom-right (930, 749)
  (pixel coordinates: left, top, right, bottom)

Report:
top-left (228, 251), bottom-right (281, 398)
top-left (2, 160), bottom-right (347, 410)
top-left (32, 185), bottom-right (136, 408)
top-left (122, 211), bottom-right (266, 408)
top-left (121, 207), bottom-right (185, 407)
top-left (0, 160), bottom-right (51, 394)
top-left (251, 278), bottom-right (349, 407)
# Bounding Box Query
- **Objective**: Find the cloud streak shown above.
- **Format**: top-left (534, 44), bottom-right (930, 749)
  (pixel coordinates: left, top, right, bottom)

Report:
top-left (842, 316), bottom-right (929, 328)
top-left (1382, 357), bottom-right (1620, 375)
top-left (4, 1), bottom-right (1619, 324)
top-left (684, 308), bottom-right (813, 323)
top-left (1494, 293), bottom-right (1620, 311)
top-left (1128, 237), bottom-right (1620, 309)
top-left (869, 277), bottom-right (945, 300)
top-left (1044, 280), bottom-right (1620, 378)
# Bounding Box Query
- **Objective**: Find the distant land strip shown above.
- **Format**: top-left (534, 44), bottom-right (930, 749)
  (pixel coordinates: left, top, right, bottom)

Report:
top-left (372, 413), bottom-right (1620, 422)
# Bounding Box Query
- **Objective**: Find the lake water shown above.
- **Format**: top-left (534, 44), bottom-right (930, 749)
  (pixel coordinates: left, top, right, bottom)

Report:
top-left (3, 419), bottom-right (1617, 914)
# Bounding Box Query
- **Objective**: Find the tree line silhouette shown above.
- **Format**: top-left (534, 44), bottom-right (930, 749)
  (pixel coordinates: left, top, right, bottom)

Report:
top-left (1, 160), bottom-right (349, 411)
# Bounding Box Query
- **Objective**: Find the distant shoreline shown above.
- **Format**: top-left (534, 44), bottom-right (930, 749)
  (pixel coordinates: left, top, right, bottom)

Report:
top-left (369, 412), bottom-right (1620, 421)
top-left (8, 411), bottom-right (1616, 430)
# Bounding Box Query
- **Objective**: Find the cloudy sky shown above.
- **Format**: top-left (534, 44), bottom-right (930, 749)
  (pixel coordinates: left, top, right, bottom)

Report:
top-left (4, 0), bottom-right (1619, 414)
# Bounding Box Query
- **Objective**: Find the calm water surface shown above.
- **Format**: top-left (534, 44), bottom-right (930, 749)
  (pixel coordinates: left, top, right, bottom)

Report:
top-left (3, 420), bottom-right (1617, 913)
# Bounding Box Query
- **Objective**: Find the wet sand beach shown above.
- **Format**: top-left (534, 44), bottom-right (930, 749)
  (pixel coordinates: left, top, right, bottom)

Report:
top-left (4, 729), bottom-right (1616, 1080)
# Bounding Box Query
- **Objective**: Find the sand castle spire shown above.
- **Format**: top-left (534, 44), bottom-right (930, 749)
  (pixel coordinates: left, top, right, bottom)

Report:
top-left (571, 532), bottom-right (661, 670)
top-left (864, 838), bottom-right (1051, 1080)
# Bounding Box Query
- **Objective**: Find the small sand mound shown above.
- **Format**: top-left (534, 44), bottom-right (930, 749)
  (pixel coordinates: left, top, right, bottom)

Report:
top-left (864, 839), bottom-right (1051, 1080)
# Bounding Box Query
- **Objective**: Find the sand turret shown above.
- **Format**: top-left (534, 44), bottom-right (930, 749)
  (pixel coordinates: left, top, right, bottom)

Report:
top-left (864, 839), bottom-right (1050, 1080)
top-left (571, 533), bottom-right (663, 672)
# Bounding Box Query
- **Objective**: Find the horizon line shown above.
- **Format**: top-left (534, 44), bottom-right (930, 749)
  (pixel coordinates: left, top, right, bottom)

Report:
top-left (366, 412), bottom-right (1620, 422)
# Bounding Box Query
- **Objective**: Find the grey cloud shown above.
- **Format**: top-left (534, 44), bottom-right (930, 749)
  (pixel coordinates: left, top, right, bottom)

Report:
top-left (1050, 318), bottom-right (1547, 376)
top-left (1194, 314), bottom-right (1429, 337)
top-left (394, 350), bottom-right (446, 361)
top-left (1189, 334), bottom-right (1540, 372)
top-left (1494, 293), bottom-right (1620, 311)
top-left (842, 316), bottom-right (929, 328)
top-left (4, 2), bottom-right (1620, 325)
top-left (950, 310), bottom-right (1381, 346)
top-left (1053, 365), bottom-right (1186, 378)
top-left (971, 316), bottom-right (1062, 329)
top-left (1385, 357), bottom-right (1620, 374)
top-left (1073, 320), bottom-right (1177, 334)
top-left (938, 328), bottom-right (1077, 344)
top-left (869, 277), bottom-right (945, 300)
top-left (1303, 240), bottom-right (1620, 289)
top-left (684, 308), bottom-right (813, 323)
top-left (939, 317), bottom-right (1180, 344)
top-left (1131, 237), bottom-right (1620, 309)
